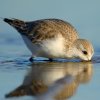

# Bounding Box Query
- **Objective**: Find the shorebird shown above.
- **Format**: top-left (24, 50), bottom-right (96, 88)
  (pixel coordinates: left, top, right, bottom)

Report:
top-left (3, 18), bottom-right (94, 61)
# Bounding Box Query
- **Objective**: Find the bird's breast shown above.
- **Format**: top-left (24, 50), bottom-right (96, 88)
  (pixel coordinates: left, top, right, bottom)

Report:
top-left (21, 35), bottom-right (68, 58)
top-left (40, 35), bottom-right (67, 58)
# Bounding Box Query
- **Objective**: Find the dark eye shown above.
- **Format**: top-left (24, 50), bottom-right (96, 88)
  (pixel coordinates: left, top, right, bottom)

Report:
top-left (82, 51), bottom-right (88, 55)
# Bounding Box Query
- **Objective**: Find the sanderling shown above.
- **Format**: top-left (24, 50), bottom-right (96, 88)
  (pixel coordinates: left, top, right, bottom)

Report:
top-left (4, 18), bottom-right (94, 61)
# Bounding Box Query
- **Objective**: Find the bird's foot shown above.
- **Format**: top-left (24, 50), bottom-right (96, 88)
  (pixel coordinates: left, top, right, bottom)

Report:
top-left (48, 58), bottom-right (53, 62)
top-left (29, 57), bottom-right (53, 62)
top-left (29, 57), bottom-right (34, 62)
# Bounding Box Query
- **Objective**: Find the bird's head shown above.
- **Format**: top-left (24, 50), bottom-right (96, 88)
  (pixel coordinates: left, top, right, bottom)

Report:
top-left (4, 18), bottom-right (28, 34)
top-left (72, 39), bottom-right (94, 61)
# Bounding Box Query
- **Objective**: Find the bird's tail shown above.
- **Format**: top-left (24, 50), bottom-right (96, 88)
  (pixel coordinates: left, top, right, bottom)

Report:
top-left (3, 18), bottom-right (28, 35)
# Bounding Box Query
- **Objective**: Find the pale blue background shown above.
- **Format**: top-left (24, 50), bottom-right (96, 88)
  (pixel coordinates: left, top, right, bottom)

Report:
top-left (0, 0), bottom-right (100, 50)
top-left (0, 1), bottom-right (100, 100)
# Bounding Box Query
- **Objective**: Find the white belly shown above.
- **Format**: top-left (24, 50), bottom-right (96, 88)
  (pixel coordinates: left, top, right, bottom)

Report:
top-left (21, 35), bottom-right (66, 58)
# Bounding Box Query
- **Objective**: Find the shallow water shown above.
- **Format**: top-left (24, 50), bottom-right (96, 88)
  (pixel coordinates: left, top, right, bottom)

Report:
top-left (0, 36), bottom-right (100, 100)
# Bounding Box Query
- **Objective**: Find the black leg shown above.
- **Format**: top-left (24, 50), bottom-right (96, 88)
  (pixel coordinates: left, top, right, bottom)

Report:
top-left (29, 57), bottom-right (53, 62)
top-left (48, 58), bottom-right (53, 62)
top-left (29, 57), bottom-right (34, 62)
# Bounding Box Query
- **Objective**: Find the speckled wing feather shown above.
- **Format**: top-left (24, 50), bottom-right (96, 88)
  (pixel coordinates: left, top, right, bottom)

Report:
top-left (4, 18), bottom-right (79, 45)
top-left (26, 19), bottom-right (79, 44)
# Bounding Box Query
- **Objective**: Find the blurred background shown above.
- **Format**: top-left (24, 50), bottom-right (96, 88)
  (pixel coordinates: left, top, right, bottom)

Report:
top-left (0, 1), bottom-right (100, 100)
top-left (0, 0), bottom-right (100, 55)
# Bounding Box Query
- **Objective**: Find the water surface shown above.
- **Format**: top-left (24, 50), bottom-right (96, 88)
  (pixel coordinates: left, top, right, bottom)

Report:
top-left (0, 36), bottom-right (100, 100)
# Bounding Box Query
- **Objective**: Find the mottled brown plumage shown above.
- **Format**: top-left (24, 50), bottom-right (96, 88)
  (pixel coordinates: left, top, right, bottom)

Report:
top-left (28, 19), bottom-right (78, 44)
top-left (4, 18), bottom-right (94, 61)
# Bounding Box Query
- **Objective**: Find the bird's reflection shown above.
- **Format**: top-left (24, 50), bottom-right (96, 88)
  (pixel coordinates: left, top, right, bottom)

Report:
top-left (6, 61), bottom-right (93, 100)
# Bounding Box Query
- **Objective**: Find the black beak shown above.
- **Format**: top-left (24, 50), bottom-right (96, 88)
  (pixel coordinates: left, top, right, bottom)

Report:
top-left (3, 18), bottom-right (13, 24)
